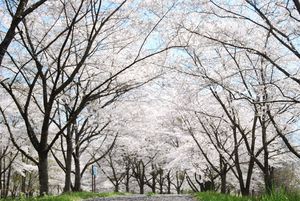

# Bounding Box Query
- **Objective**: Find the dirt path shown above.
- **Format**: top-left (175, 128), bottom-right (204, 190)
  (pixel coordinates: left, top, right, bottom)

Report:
top-left (85, 194), bottom-right (197, 201)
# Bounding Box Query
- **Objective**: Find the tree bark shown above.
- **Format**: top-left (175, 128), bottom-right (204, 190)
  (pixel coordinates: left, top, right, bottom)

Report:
top-left (166, 171), bottom-right (171, 194)
top-left (2, 157), bottom-right (6, 198)
top-left (63, 129), bottom-right (73, 192)
top-left (114, 184), bottom-right (119, 193)
top-left (124, 167), bottom-right (130, 192)
top-left (220, 172), bottom-right (227, 194)
top-left (38, 152), bottom-right (49, 196)
top-left (264, 166), bottom-right (274, 194)
top-left (73, 155), bottom-right (81, 191)
top-left (139, 182), bottom-right (144, 194)
top-left (21, 174), bottom-right (26, 193)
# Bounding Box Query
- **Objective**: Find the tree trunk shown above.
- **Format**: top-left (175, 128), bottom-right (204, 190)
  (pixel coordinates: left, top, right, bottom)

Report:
top-left (220, 172), bottom-right (226, 194)
top-left (158, 173), bottom-right (164, 194)
top-left (38, 152), bottom-right (49, 196)
top-left (241, 187), bottom-right (250, 196)
top-left (166, 171), bottom-right (171, 194)
top-left (73, 155), bottom-right (81, 191)
top-left (151, 176), bottom-right (156, 193)
top-left (21, 175), bottom-right (26, 193)
top-left (125, 168), bottom-right (130, 192)
top-left (5, 162), bottom-right (11, 198)
top-left (139, 182), bottom-right (144, 194)
top-left (139, 172), bottom-right (145, 194)
top-left (114, 184), bottom-right (119, 193)
top-left (159, 183), bottom-right (163, 194)
top-left (245, 156), bottom-right (255, 196)
top-left (232, 125), bottom-right (251, 196)
top-left (21, 155), bottom-right (27, 193)
top-left (28, 173), bottom-right (33, 196)
top-left (2, 157), bottom-right (6, 198)
top-left (264, 166), bottom-right (274, 195)
top-left (63, 131), bottom-right (73, 192)
top-left (220, 161), bottom-right (227, 194)
top-left (176, 187), bottom-right (180, 194)
top-left (152, 184), bottom-right (156, 193)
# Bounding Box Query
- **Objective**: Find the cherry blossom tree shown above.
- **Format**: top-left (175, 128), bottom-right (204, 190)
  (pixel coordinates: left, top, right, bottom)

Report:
top-left (0, 0), bottom-right (183, 195)
top-left (0, 0), bottom-right (48, 67)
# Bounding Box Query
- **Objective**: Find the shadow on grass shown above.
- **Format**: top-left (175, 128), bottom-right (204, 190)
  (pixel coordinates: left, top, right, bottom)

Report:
top-left (195, 190), bottom-right (300, 201)
top-left (0, 192), bottom-right (129, 201)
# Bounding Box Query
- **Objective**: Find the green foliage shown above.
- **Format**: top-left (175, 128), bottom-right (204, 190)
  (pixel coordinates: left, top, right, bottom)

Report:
top-left (195, 192), bottom-right (255, 201)
top-left (146, 192), bottom-right (156, 196)
top-left (0, 191), bottom-right (128, 201)
top-left (195, 190), bottom-right (300, 201)
top-left (260, 190), bottom-right (300, 201)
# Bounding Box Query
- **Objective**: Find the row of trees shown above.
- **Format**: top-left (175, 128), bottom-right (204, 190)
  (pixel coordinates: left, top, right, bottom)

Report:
top-left (0, 0), bottom-right (182, 196)
top-left (167, 0), bottom-right (300, 196)
top-left (1, 0), bottom-right (300, 197)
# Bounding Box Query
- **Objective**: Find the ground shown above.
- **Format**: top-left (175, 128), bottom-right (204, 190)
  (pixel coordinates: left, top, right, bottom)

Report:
top-left (86, 194), bottom-right (196, 201)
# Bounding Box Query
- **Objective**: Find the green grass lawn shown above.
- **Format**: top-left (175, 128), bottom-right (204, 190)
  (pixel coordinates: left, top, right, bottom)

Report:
top-left (0, 192), bottom-right (128, 201)
top-left (195, 191), bottom-right (300, 201)
top-left (195, 192), bottom-right (254, 201)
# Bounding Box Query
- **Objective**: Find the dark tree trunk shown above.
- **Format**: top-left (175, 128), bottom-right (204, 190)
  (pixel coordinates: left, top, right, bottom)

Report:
top-left (139, 182), bottom-right (144, 194)
top-left (125, 167), bottom-right (130, 192)
top-left (63, 130), bottom-right (73, 192)
top-left (21, 174), bottom-right (26, 193)
top-left (38, 152), bottom-right (49, 196)
top-left (151, 171), bottom-right (156, 193)
top-left (5, 162), bottom-right (11, 198)
top-left (114, 184), bottom-right (119, 193)
top-left (264, 176), bottom-right (273, 194)
top-left (220, 160), bottom-right (227, 194)
top-left (232, 125), bottom-right (253, 196)
top-left (139, 170), bottom-right (145, 194)
top-left (244, 156), bottom-right (255, 196)
top-left (159, 183), bottom-right (163, 194)
top-left (264, 166), bottom-right (274, 194)
top-left (151, 181), bottom-right (156, 193)
top-left (73, 155), bottom-right (81, 191)
top-left (220, 172), bottom-right (227, 194)
top-left (73, 128), bottom-right (81, 192)
top-left (2, 157), bottom-right (6, 198)
top-left (132, 160), bottom-right (145, 194)
top-left (166, 171), bottom-right (172, 194)
top-left (157, 171), bottom-right (164, 194)
top-left (241, 187), bottom-right (250, 196)
top-left (146, 164), bottom-right (157, 194)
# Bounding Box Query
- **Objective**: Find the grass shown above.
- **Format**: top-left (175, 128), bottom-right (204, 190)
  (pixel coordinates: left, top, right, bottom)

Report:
top-left (146, 192), bottom-right (157, 196)
top-left (195, 190), bottom-right (300, 201)
top-left (0, 191), bottom-right (128, 201)
top-left (195, 192), bottom-right (254, 201)
top-left (260, 190), bottom-right (300, 201)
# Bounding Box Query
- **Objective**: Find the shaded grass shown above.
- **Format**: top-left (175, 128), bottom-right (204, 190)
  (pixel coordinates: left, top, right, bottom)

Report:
top-left (195, 192), bottom-right (254, 201)
top-left (146, 192), bottom-right (157, 196)
top-left (195, 190), bottom-right (300, 201)
top-left (0, 192), bottom-right (128, 201)
top-left (260, 190), bottom-right (300, 201)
